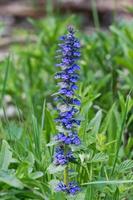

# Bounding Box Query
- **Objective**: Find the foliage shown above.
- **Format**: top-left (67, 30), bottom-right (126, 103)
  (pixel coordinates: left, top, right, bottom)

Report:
top-left (0, 15), bottom-right (133, 199)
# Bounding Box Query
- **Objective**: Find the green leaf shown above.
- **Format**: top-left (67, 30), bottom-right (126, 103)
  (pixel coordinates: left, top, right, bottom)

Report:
top-left (67, 190), bottom-right (86, 200)
top-left (5, 122), bottom-right (23, 141)
top-left (26, 151), bottom-right (35, 173)
top-left (0, 140), bottom-right (12, 170)
top-left (90, 153), bottom-right (108, 163)
top-left (101, 103), bottom-right (119, 165)
top-left (116, 160), bottom-right (133, 173)
top-left (115, 56), bottom-right (133, 74)
top-left (125, 137), bottom-right (133, 156)
top-left (70, 144), bottom-right (86, 152)
top-left (47, 164), bottom-right (66, 174)
top-left (82, 179), bottom-right (133, 186)
top-left (47, 138), bottom-right (59, 147)
top-left (45, 108), bottom-right (56, 143)
top-left (85, 186), bottom-right (94, 200)
top-left (0, 170), bottom-right (24, 189)
top-left (55, 192), bottom-right (66, 200)
top-left (49, 179), bottom-right (60, 191)
top-left (113, 188), bottom-right (119, 200)
top-left (29, 171), bottom-right (43, 179)
top-left (87, 110), bottom-right (102, 135)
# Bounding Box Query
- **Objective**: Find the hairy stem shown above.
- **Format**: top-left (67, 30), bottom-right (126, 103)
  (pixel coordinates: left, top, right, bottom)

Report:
top-left (64, 142), bottom-right (69, 186)
top-left (64, 165), bottom-right (69, 186)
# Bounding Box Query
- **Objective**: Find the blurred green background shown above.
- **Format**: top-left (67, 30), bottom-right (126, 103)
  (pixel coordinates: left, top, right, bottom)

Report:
top-left (0, 1), bottom-right (133, 199)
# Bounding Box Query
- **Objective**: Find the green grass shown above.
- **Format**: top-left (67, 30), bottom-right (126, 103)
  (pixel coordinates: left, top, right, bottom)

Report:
top-left (0, 15), bottom-right (133, 199)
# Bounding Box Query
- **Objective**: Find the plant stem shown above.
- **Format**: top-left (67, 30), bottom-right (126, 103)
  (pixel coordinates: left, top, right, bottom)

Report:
top-left (91, 0), bottom-right (100, 30)
top-left (64, 165), bottom-right (69, 186)
top-left (64, 143), bottom-right (69, 186)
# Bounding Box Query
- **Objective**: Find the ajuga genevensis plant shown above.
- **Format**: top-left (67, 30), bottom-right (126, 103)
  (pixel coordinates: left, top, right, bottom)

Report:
top-left (48, 26), bottom-right (81, 195)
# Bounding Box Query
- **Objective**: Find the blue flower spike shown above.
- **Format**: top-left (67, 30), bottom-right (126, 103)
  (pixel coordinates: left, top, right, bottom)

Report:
top-left (52, 25), bottom-right (81, 195)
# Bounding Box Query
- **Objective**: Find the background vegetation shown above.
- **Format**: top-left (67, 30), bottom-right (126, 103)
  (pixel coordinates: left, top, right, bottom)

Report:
top-left (0, 13), bottom-right (133, 199)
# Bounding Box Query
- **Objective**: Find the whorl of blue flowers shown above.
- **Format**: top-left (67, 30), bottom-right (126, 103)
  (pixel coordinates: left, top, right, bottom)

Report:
top-left (53, 26), bottom-right (81, 195)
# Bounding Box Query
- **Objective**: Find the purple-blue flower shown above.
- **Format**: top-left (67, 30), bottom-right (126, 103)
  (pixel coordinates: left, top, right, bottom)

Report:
top-left (53, 146), bottom-right (68, 165)
top-left (53, 146), bottom-right (75, 165)
top-left (56, 182), bottom-right (67, 192)
top-left (68, 182), bottom-right (80, 195)
top-left (56, 181), bottom-right (80, 195)
top-left (51, 26), bottom-right (81, 195)
top-left (55, 132), bottom-right (81, 145)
